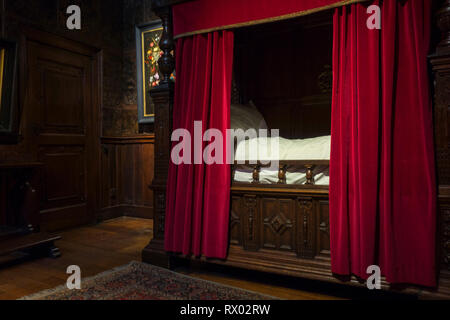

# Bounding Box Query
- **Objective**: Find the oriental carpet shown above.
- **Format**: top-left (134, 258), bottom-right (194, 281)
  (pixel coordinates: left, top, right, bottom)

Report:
top-left (20, 261), bottom-right (275, 300)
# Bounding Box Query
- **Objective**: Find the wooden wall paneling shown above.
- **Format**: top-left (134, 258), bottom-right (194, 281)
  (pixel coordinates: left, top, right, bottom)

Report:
top-left (134, 145), bottom-right (143, 207)
top-left (100, 135), bottom-right (155, 220)
top-left (120, 144), bottom-right (133, 205)
top-left (139, 142), bottom-right (155, 210)
top-left (99, 143), bottom-right (119, 211)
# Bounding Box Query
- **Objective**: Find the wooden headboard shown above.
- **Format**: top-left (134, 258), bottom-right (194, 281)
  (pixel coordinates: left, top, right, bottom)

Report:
top-left (233, 11), bottom-right (333, 139)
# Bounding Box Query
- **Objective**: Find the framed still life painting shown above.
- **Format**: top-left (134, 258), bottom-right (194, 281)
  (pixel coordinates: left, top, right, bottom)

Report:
top-left (136, 21), bottom-right (164, 125)
top-left (0, 39), bottom-right (19, 143)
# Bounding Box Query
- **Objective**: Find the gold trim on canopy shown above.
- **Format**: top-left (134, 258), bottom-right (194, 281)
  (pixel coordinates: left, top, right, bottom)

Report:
top-left (174, 0), bottom-right (368, 39)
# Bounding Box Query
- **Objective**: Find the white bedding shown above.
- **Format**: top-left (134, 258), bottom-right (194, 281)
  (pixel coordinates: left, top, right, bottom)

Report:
top-left (233, 135), bottom-right (331, 185)
top-left (231, 103), bottom-right (331, 185)
top-left (230, 102), bottom-right (268, 133)
top-left (234, 135), bottom-right (331, 161)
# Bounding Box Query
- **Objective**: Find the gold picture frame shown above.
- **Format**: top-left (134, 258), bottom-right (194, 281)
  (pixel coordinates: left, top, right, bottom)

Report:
top-left (0, 39), bottom-right (19, 143)
top-left (136, 21), bottom-right (163, 124)
top-left (0, 48), bottom-right (5, 110)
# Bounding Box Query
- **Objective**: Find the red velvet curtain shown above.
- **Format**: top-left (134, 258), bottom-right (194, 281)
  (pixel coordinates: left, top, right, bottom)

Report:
top-left (330, 0), bottom-right (436, 287)
top-left (165, 31), bottom-right (234, 259)
top-left (173, 0), bottom-right (367, 38)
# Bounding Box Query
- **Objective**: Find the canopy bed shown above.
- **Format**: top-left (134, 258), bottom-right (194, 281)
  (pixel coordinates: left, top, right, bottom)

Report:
top-left (143, 0), bottom-right (450, 298)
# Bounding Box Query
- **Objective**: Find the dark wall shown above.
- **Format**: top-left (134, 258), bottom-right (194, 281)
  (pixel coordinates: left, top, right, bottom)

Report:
top-left (103, 0), bottom-right (157, 219)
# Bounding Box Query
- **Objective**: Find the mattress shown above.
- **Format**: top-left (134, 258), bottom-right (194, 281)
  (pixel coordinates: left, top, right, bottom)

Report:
top-left (233, 135), bottom-right (331, 185)
top-left (234, 135), bottom-right (331, 161)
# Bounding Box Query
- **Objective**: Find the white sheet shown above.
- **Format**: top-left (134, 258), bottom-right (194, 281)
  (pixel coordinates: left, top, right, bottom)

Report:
top-left (235, 135), bottom-right (331, 161)
top-left (233, 135), bottom-right (331, 185)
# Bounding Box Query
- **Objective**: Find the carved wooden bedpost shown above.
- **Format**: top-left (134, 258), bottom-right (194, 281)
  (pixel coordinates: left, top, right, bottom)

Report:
top-left (277, 164), bottom-right (287, 184)
top-left (252, 164), bottom-right (261, 184)
top-left (430, 0), bottom-right (450, 292)
top-left (305, 164), bottom-right (315, 185)
top-left (142, 3), bottom-right (175, 267)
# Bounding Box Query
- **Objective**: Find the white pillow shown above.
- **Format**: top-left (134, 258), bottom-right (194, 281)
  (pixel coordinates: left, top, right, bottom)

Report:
top-left (230, 101), bottom-right (267, 133)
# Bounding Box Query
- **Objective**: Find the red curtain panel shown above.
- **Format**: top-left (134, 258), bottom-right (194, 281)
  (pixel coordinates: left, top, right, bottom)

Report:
top-left (165, 31), bottom-right (234, 259)
top-left (330, 0), bottom-right (436, 287)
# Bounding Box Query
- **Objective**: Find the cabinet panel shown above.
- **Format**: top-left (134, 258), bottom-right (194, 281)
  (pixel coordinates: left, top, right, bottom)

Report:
top-left (261, 198), bottom-right (296, 252)
top-left (317, 200), bottom-right (330, 256)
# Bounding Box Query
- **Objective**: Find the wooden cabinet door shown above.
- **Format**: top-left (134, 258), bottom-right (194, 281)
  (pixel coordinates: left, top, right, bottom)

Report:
top-left (24, 35), bottom-right (99, 231)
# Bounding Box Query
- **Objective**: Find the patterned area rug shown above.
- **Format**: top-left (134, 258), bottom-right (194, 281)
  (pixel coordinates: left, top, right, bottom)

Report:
top-left (20, 261), bottom-right (275, 300)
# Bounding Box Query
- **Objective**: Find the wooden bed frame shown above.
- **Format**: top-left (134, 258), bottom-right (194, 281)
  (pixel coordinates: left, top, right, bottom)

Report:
top-left (143, 0), bottom-right (450, 299)
top-left (233, 160), bottom-right (330, 185)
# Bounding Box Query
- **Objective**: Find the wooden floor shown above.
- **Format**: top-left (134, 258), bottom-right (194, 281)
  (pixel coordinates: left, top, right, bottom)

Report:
top-left (0, 217), bottom-right (153, 300)
top-left (0, 217), bottom-right (404, 300)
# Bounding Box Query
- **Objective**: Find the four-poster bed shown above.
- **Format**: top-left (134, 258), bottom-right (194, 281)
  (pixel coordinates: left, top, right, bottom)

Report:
top-left (143, 0), bottom-right (450, 298)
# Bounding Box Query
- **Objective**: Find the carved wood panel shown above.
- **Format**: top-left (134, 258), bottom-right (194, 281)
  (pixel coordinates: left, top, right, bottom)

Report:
top-left (317, 200), bottom-right (330, 256)
top-left (230, 196), bottom-right (242, 246)
top-left (432, 58), bottom-right (450, 186)
top-left (243, 194), bottom-right (259, 251)
top-left (149, 84), bottom-right (173, 243)
top-left (40, 146), bottom-right (85, 210)
top-left (297, 197), bottom-right (316, 258)
top-left (41, 64), bottom-right (84, 134)
top-left (153, 188), bottom-right (166, 240)
top-left (441, 203), bottom-right (450, 271)
top-left (261, 198), bottom-right (295, 252)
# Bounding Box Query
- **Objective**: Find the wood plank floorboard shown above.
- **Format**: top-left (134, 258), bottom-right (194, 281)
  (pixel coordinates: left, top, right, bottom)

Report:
top-left (0, 217), bottom-right (351, 300)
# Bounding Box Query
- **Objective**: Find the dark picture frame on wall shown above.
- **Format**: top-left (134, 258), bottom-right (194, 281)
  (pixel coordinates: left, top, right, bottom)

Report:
top-left (0, 39), bottom-right (19, 144)
top-left (136, 20), bottom-right (163, 125)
